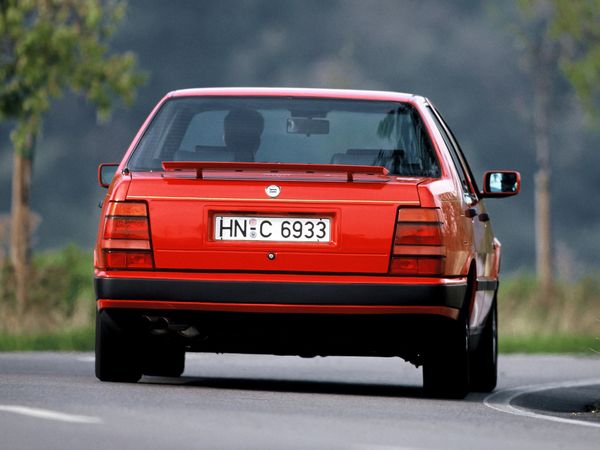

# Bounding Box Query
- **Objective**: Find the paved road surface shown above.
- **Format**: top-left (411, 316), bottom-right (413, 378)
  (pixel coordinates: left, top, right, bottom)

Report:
top-left (0, 352), bottom-right (599, 449)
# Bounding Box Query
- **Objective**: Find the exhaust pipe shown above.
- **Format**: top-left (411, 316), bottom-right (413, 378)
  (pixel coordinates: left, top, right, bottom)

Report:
top-left (142, 315), bottom-right (161, 328)
top-left (142, 315), bottom-right (189, 332)
top-left (159, 317), bottom-right (188, 331)
top-left (157, 317), bottom-right (170, 330)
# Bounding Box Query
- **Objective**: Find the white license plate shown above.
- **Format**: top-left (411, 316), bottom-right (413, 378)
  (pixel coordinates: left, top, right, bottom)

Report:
top-left (214, 216), bottom-right (331, 242)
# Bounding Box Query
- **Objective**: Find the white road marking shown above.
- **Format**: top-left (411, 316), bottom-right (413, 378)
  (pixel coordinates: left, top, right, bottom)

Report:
top-left (76, 356), bottom-right (95, 362)
top-left (0, 405), bottom-right (102, 424)
top-left (353, 446), bottom-right (422, 450)
top-left (484, 378), bottom-right (600, 429)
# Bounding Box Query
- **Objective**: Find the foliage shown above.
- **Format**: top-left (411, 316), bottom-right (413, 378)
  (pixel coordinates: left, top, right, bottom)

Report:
top-left (0, 245), bottom-right (94, 333)
top-left (0, 0), bottom-right (146, 156)
top-left (0, 327), bottom-right (94, 351)
top-left (499, 272), bottom-right (600, 336)
top-left (513, 0), bottom-right (600, 116)
top-left (500, 334), bottom-right (600, 354)
top-left (548, 0), bottom-right (600, 115)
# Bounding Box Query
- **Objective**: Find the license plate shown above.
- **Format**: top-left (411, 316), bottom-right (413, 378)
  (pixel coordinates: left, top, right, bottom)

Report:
top-left (214, 216), bottom-right (331, 242)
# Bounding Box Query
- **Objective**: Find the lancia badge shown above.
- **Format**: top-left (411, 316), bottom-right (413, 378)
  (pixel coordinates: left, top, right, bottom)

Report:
top-left (265, 185), bottom-right (281, 198)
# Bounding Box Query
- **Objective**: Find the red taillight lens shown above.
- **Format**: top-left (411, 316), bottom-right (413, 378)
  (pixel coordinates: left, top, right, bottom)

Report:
top-left (105, 251), bottom-right (154, 270)
top-left (397, 208), bottom-right (440, 222)
top-left (389, 257), bottom-right (443, 276)
top-left (394, 223), bottom-right (442, 246)
top-left (390, 208), bottom-right (444, 276)
top-left (106, 202), bottom-right (148, 217)
top-left (101, 201), bottom-right (153, 270)
top-left (104, 217), bottom-right (150, 240)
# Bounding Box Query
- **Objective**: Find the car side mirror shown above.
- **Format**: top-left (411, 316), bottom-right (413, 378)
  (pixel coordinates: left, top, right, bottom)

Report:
top-left (481, 171), bottom-right (520, 198)
top-left (98, 163), bottom-right (119, 188)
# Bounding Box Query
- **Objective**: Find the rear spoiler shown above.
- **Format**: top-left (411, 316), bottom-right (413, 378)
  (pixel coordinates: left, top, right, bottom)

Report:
top-left (162, 161), bottom-right (389, 182)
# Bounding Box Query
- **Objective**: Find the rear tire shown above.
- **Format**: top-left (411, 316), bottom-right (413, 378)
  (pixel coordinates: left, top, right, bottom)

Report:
top-left (423, 319), bottom-right (470, 399)
top-left (95, 309), bottom-right (142, 383)
top-left (469, 298), bottom-right (498, 392)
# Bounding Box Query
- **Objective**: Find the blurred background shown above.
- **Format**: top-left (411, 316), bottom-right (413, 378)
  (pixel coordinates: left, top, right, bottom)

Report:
top-left (0, 0), bottom-right (599, 349)
top-left (3, 0), bottom-right (599, 275)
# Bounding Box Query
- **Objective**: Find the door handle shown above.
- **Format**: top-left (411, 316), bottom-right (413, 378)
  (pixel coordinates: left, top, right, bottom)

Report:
top-left (478, 213), bottom-right (490, 222)
top-left (465, 208), bottom-right (477, 218)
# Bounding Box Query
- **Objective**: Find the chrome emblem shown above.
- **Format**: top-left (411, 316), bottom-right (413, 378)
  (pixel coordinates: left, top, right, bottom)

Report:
top-left (265, 185), bottom-right (281, 198)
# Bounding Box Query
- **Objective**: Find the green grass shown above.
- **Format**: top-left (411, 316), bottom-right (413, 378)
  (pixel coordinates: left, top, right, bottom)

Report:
top-left (500, 334), bottom-right (600, 354)
top-left (0, 245), bottom-right (95, 336)
top-left (0, 327), bottom-right (94, 352)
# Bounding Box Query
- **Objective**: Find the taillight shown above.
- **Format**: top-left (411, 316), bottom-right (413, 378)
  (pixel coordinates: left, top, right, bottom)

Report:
top-left (394, 223), bottom-right (442, 246)
top-left (389, 208), bottom-right (444, 276)
top-left (101, 201), bottom-right (154, 270)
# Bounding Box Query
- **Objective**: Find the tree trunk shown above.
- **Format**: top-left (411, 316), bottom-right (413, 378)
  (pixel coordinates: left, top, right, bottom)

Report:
top-left (535, 168), bottom-right (551, 292)
top-left (533, 66), bottom-right (552, 297)
top-left (10, 151), bottom-right (33, 316)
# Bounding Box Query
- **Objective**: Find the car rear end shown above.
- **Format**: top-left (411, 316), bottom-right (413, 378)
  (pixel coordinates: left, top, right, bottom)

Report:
top-left (94, 88), bottom-right (471, 394)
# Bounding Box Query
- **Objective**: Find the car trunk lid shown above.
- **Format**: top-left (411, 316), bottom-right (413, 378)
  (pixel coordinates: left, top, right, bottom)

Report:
top-left (127, 163), bottom-right (423, 274)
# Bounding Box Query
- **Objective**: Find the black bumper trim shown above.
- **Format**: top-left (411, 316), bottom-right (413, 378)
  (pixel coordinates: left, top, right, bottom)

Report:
top-left (95, 277), bottom-right (467, 309)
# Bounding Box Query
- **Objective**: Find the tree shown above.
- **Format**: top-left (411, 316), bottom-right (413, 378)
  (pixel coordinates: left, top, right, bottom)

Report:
top-left (550, 0), bottom-right (600, 114)
top-left (0, 0), bottom-right (145, 313)
top-left (511, 0), bottom-right (600, 294)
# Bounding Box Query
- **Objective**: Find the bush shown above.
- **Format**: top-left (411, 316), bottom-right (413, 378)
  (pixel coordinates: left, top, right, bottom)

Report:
top-left (0, 327), bottom-right (94, 351)
top-left (0, 245), bottom-right (95, 334)
top-left (499, 272), bottom-right (600, 337)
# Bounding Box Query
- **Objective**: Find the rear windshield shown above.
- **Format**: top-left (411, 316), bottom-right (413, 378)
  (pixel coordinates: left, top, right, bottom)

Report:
top-left (127, 97), bottom-right (441, 177)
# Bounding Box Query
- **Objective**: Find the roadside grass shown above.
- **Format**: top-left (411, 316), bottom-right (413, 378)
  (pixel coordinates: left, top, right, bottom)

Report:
top-left (0, 327), bottom-right (94, 352)
top-left (499, 334), bottom-right (600, 354)
top-left (0, 246), bottom-right (599, 353)
top-left (497, 272), bottom-right (600, 354)
top-left (0, 245), bottom-right (94, 334)
top-left (498, 272), bottom-right (600, 337)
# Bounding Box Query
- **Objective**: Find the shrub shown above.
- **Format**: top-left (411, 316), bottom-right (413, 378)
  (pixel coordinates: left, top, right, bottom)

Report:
top-left (499, 272), bottom-right (600, 337)
top-left (0, 245), bottom-right (94, 333)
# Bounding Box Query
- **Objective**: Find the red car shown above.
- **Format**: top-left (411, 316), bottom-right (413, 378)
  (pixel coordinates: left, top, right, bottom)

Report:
top-left (95, 88), bottom-right (519, 398)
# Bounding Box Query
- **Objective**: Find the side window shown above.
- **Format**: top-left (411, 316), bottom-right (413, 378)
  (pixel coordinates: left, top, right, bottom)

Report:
top-left (427, 106), bottom-right (476, 195)
top-left (430, 106), bottom-right (481, 195)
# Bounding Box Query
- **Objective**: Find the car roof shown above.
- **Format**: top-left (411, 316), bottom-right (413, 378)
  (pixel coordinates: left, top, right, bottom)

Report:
top-left (168, 87), bottom-right (424, 104)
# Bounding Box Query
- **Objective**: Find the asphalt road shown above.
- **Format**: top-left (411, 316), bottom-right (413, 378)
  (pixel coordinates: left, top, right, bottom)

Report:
top-left (0, 352), bottom-right (599, 449)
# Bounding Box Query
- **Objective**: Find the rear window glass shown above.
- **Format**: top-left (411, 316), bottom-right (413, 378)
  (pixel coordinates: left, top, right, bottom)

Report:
top-left (127, 97), bottom-right (441, 177)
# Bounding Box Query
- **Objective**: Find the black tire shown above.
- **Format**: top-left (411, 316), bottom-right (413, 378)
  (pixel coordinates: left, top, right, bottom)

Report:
top-left (469, 299), bottom-right (498, 392)
top-left (95, 309), bottom-right (142, 382)
top-left (423, 319), bottom-right (470, 399)
top-left (142, 340), bottom-right (185, 377)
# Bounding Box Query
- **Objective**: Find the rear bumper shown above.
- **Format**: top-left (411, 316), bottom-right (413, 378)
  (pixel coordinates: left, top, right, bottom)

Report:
top-left (95, 274), bottom-right (471, 360)
top-left (94, 275), bottom-right (468, 318)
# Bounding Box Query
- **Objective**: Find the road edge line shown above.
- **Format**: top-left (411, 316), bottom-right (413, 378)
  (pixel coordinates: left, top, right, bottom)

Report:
top-left (0, 405), bottom-right (102, 424)
top-left (483, 378), bottom-right (600, 429)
